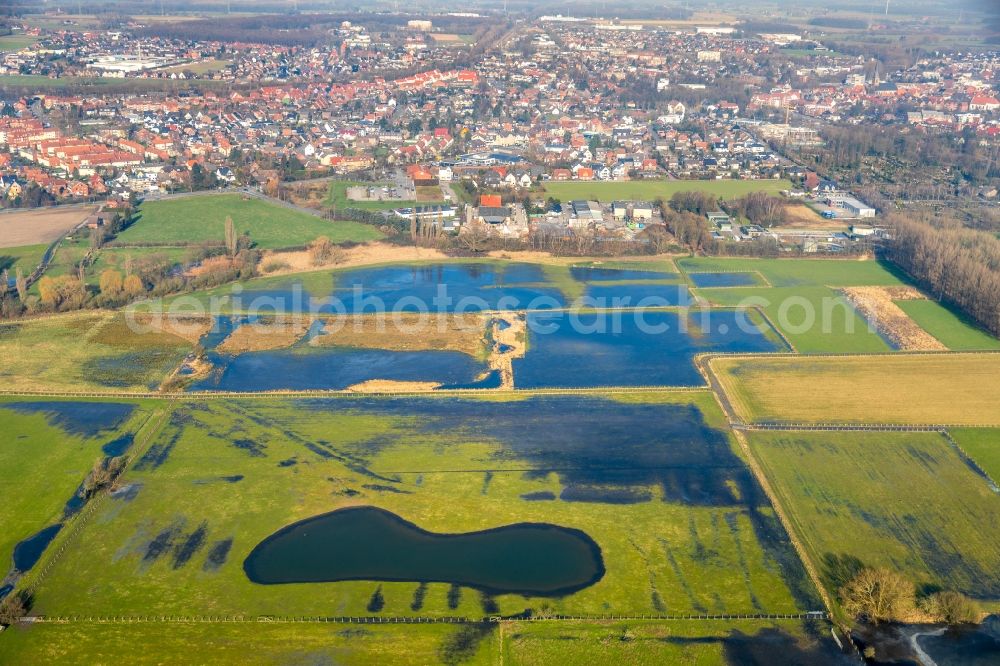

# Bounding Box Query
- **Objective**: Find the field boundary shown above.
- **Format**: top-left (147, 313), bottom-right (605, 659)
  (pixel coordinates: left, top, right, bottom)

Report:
top-left (20, 611), bottom-right (829, 625)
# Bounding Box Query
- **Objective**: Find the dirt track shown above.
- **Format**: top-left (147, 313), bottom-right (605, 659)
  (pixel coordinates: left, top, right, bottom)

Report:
top-left (0, 206), bottom-right (97, 248)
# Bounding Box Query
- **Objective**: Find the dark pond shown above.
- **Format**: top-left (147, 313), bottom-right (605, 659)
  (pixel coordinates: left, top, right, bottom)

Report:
top-left (243, 506), bottom-right (604, 596)
top-left (4, 401), bottom-right (135, 438)
top-left (687, 272), bottom-right (761, 288)
top-left (438, 369), bottom-right (503, 390)
top-left (13, 524), bottom-right (62, 572)
top-left (190, 346), bottom-right (488, 392)
top-left (514, 309), bottom-right (784, 388)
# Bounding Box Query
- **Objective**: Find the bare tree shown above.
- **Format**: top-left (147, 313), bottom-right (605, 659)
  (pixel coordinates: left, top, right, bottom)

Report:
top-left (460, 218), bottom-right (490, 253)
top-left (840, 567), bottom-right (915, 624)
top-left (14, 267), bottom-right (26, 301)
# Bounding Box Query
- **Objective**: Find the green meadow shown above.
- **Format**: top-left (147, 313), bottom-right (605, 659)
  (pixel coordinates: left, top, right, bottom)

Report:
top-left (949, 429), bottom-right (1000, 486)
top-left (0, 312), bottom-right (195, 392)
top-left (895, 300), bottom-right (1000, 351)
top-left (543, 179), bottom-right (793, 203)
top-left (747, 430), bottom-right (1000, 609)
top-left (0, 621), bottom-right (498, 665)
top-left (116, 194), bottom-right (381, 249)
top-left (27, 393), bottom-right (818, 621)
top-left (0, 398), bottom-right (158, 572)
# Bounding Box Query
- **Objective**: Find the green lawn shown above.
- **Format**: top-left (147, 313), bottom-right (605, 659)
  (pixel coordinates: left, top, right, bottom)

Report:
top-left (0, 397), bottom-right (158, 573)
top-left (27, 393), bottom-right (816, 620)
top-left (895, 299), bottom-right (1000, 351)
top-left (748, 430), bottom-right (1000, 608)
top-left (949, 429), bottom-right (1000, 486)
top-left (0, 312), bottom-right (195, 392)
top-left (0, 621), bottom-right (497, 665)
top-left (0, 243), bottom-right (48, 276)
top-left (115, 194), bottom-right (381, 249)
top-left (543, 179), bottom-right (793, 203)
top-left (677, 257), bottom-right (904, 289)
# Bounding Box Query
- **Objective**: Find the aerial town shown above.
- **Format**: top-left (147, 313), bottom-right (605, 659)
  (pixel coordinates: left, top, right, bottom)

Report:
top-left (1, 2), bottom-right (999, 665)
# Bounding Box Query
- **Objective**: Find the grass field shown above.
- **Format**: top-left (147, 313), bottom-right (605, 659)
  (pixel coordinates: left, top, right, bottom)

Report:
top-left (543, 179), bottom-right (793, 203)
top-left (697, 286), bottom-right (889, 353)
top-left (0, 35), bottom-right (38, 51)
top-left (0, 622), bottom-right (498, 665)
top-left (748, 430), bottom-right (1000, 605)
top-left (949, 429), bottom-right (1000, 486)
top-left (115, 195), bottom-right (381, 249)
top-left (26, 393), bottom-right (818, 621)
top-left (0, 74), bottom-right (230, 92)
top-left (0, 244), bottom-right (48, 277)
top-left (0, 312), bottom-right (195, 392)
top-left (502, 619), bottom-right (844, 665)
top-left (895, 300), bottom-right (1000, 350)
top-left (677, 257), bottom-right (905, 289)
top-left (712, 354), bottom-right (1000, 425)
top-left (0, 397), bottom-right (157, 574)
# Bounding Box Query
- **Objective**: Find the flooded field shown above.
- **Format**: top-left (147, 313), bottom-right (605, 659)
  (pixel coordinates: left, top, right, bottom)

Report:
top-left (514, 309), bottom-right (785, 388)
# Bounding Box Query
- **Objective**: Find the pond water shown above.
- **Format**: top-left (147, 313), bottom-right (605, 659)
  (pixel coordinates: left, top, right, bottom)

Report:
top-left (687, 272), bottom-right (761, 288)
top-left (917, 617), bottom-right (1000, 666)
top-left (243, 506), bottom-right (604, 596)
top-left (12, 524), bottom-right (62, 572)
top-left (514, 309), bottom-right (784, 388)
top-left (190, 347), bottom-right (489, 392)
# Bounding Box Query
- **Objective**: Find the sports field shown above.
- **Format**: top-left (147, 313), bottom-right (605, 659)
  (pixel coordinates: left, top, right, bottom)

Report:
top-left (543, 179), bottom-right (792, 203)
top-left (748, 430), bottom-right (1000, 605)
top-left (711, 354), bottom-right (1000, 425)
top-left (116, 194), bottom-right (381, 249)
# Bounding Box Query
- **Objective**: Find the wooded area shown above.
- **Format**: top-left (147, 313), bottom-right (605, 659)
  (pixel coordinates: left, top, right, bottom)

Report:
top-left (885, 215), bottom-right (1000, 337)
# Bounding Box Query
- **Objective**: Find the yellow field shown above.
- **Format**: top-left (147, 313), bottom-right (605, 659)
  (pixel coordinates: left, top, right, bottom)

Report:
top-left (711, 353), bottom-right (1000, 425)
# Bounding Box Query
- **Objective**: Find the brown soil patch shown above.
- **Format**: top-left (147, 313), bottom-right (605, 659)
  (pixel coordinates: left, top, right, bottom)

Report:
top-left (488, 313), bottom-right (526, 389)
top-left (0, 205), bottom-right (98, 247)
top-left (260, 242), bottom-right (450, 275)
top-left (779, 204), bottom-right (848, 230)
top-left (216, 317), bottom-right (313, 354)
top-left (347, 380), bottom-right (441, 392)
top-left (119, 312), bottom-right (214, 345)
top-left (841, 287), bottom-right (945, 351)
top-left (313, 313), bottom-right (488, 357)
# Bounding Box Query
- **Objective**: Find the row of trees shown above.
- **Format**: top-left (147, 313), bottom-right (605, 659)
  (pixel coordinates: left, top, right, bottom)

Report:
top-left (884, 215), bottom-right (1000, 337)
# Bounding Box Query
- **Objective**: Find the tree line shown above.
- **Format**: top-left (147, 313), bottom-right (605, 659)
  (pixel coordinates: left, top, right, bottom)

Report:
top-left (884, 214), bottom-right (1000, 337)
